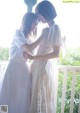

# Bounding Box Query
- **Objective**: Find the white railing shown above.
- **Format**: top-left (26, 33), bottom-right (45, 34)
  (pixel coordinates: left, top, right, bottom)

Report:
top-left (0, 62), bottom-right (80, 113)
top-left (0, 61), bottom-right (8, 74)
top-left (58, 65), bottom-right (80, 113)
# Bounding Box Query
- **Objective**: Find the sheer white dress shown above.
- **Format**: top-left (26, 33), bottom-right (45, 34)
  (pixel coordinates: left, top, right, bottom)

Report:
top-left (30, 23), bottom-right (62, 113)
top-left (0, 30), bottom-right (31, 113)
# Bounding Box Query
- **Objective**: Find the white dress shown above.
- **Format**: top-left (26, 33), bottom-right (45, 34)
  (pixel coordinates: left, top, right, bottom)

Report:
top-left (30, 23), bottom-right (62, 113)
top-left (0, 30), bottom-right (31, 113)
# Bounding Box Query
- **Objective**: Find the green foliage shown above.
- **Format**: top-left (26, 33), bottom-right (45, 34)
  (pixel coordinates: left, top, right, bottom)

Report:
top-left (0, 47), bottom-right (9, 60)
top-left (57, 48), bottom-right (80, 112)
top-left (60, 48), bottom-right (80, 66)
top-left (57, 72), bottom-right (80, 113)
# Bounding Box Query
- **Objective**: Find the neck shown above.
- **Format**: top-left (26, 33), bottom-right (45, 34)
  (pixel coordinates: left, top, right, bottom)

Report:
top-left (48, 20), bottom-right (54, 27)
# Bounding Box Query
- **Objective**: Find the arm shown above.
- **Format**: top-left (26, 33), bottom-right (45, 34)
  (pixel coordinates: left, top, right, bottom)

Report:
top-left (22, 28), bottom-right (48, 53)
top-left (22, 37), bottom-right (42, 52)
top-left (26, 45), bottom-right (60, 60)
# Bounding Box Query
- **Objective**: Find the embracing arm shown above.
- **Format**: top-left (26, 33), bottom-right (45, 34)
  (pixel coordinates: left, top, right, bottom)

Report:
top-left (22, 37), bottom-right (42, 52)
top-left (26, 45), bottom-right (60, 60)
top-left (22, 28), bottom-right (48, 53)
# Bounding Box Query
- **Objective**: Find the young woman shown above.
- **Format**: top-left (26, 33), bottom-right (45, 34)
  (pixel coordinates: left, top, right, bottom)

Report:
top-left (0, 12), bottom-right (38, 113)
top-left (24, 1), bottom-right (62, 113)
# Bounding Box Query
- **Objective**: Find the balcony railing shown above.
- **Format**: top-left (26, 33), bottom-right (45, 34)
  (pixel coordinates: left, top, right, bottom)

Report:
top-left (0, 61), bottom-right (80, 113)
top-left (58, 65), bottom-right (80, 113)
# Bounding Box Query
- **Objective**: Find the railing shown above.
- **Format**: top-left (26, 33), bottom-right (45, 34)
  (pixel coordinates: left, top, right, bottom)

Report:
top-left (0, 62), bottom-right (80, 113)
top-left (58, 65), bottom-right (80, 113)
top-left (0, 61), bottom-right (8, 76)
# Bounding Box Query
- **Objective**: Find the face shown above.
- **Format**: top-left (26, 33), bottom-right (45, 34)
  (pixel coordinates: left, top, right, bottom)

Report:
top-left (38, 14), bottom-right (47, 23)
top-left (31, 20), bottom-right (38, 32)
top-left (36, 10), bottom-right (47, 23)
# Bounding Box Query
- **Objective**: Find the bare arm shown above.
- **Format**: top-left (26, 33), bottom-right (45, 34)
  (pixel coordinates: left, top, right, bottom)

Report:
top-left (22, 28), bottom-right (48, 53)
top-left (25, 45), bottom-right (60, 60)
top-left (21, 37), bottom-right (42, 52)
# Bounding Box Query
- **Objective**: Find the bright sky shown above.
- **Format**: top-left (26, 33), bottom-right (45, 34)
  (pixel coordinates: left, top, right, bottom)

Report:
top-left (0, 0), bottom-right (27, 47)
top-left (0, 0), bottom-right (80, 48)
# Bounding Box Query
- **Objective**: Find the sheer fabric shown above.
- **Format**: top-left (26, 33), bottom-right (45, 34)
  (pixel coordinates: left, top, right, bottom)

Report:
top-left (0, 30), bottom-right (31, 113)
top-left (30, 23), bottom-right (62, 113)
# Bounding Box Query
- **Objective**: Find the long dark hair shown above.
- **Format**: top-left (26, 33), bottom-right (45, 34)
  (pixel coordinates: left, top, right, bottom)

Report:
top-left (36, 0), bottom-right (57, 21)
top-left (22, 12), bottom-right (37, 37)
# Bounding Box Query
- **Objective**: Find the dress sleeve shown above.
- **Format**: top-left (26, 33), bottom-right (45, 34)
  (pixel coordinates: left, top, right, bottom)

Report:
top-left (48, 24), bottom-right (62, 46)
top-left (14, 36), bottom-right (28, 48)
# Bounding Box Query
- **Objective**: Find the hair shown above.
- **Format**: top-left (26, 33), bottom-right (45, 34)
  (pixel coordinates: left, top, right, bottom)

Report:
top-left (22, 12), bottom-right (37, 37)
top-left (36, 0), bottom-right (57, 21)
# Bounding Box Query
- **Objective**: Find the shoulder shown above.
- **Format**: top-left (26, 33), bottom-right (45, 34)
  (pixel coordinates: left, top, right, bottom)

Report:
top-left (15, 29), bottom-right (24, 37)
top-left (52, 24), bottom-right (61, 35)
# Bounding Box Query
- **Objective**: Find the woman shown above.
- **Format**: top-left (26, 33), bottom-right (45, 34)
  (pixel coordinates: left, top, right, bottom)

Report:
top-left (24, 1), bottom-right (62, 113)
top-left (0, 12), bottom-right (38, 113)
